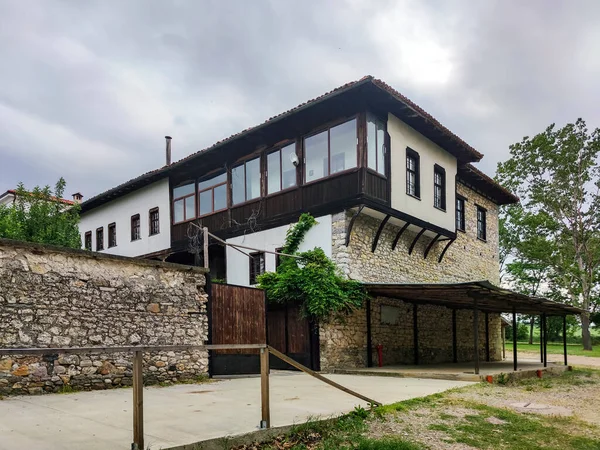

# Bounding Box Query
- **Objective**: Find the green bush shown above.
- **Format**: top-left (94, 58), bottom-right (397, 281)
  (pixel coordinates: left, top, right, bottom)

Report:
top-left (506, 323), bottom-right (529, 342)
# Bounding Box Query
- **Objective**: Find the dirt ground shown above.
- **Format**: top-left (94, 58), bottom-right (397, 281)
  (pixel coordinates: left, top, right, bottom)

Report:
top-left (367, 368), bottom-right (600, 450)
top-left (520, 350), bottom-right (600, 368)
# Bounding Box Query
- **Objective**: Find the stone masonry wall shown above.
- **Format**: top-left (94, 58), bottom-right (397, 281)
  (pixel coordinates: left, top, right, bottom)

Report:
top-left (321, 183), bottom-right (502, 369)
top-left (0, 239), bottom-right (208, 395)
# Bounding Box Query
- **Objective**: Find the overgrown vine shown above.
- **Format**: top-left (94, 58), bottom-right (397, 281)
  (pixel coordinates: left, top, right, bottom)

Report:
top-left (258, 213), bottom-right (367, 321)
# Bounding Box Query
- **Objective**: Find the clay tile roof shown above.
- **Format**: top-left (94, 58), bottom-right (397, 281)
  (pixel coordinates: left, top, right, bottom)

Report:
top-left (458, 164), bottom-right (519, 205)
top-left (81, 76), bottom-right (486, 211)
top-left (1, 189), bottom-right (74, 205)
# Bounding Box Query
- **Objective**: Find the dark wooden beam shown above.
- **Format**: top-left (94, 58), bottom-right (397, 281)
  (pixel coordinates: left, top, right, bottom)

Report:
top-left (423, 233), bottom-right (441, 259)
top-left (473, 299), bottom-right (480, 375)
top-left (452, 309), bottom-right (458, 363)
top-left (392, 222), bottom-right (410, 250)
top-left (563, 316), bottom-right (568, 366)
top-left (345, 205), bottom-right (365, 246)
top-left (371, 214), bottom-right (390, 252)
top-left (413, 304), bottom-right (419, 365)
top-left (540, 315), bottom-right (544, 363)
top-left (512, 307), bottom-right (518, 371)
top-left (366, 299), bottom-right (373, 367)
top-left (437, 238), bottom-right (456, 263)
top-left (485, 312), bottom-right (490, 362)
top-left (543, 313), bottom-right (548, 368)
top-left (408, 228), bottom-right (426, 255)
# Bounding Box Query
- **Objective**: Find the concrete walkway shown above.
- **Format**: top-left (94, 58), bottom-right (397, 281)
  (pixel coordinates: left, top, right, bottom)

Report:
top-left (519, 351), bottom-right (600, 368)
top-left (0, 372), bottom-right (472, 450)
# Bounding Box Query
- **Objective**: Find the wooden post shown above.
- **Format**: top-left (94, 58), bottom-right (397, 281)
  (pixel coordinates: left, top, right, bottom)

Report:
top-left (132, 350), bottom-right (144, 450)
top-left (452, 309), bottom-right (457, 363)
top-left (543, 313), bottom-right (547, 368)
top-left (413, 304), bottom-right (419, 365)
top-left (484, 312), bottom-right (490, 362)
top-left (260, 347), bottom-right (270, 429)
top-left (502, 325), bottom-right (506, 360)
top-left (203, 227), bottom-right (209, 269)
top-left (366, 299), bottom-right (373, 367)
top-left (563, 316), bottom-right (568, 366)
top-left (540, 315), bottom-right (544, 363)
top-left (512, 307), bottom-right (518, 371)
top-left (473, 300), bottom-right (479, 375)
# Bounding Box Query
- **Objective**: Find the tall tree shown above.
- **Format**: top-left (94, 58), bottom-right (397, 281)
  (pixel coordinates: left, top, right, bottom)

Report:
top-left (497, 119), bottom-right (600, 350)
top-left (0, 178), bottom-right (81, 249)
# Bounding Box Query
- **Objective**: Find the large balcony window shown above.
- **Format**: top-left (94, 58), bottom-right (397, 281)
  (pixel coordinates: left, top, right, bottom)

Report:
top-left (367, 114), bottom-right (386, 176)
top-left (304, 118), bottom-right (357, 183)
top-left (173, 182), bottom-right (196, 223)
top-left (267, 143), bottom-right (297, 194)
top-left (232, 157), bottom-right (261, 205)
top-left (198, 172), bottom-right (227, 216)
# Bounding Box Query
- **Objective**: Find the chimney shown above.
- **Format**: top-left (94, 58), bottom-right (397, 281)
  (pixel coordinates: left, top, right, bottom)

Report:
top-left (165, 136), bottom-right (172, 166)
top-left (72, 192), bottom-right (83, 204)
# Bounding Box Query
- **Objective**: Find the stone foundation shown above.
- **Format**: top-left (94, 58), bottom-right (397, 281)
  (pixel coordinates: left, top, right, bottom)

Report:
top-left (0, 239), bottom-right (209, 395)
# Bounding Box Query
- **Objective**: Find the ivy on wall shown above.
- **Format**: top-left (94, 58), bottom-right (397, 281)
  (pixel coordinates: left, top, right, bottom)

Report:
top-left (258, 213), bottom-right (367, 321)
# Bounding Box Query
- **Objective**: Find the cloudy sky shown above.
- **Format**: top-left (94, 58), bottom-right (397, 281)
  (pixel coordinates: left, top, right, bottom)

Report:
top-left (1, 0), bottom-right (599, 199)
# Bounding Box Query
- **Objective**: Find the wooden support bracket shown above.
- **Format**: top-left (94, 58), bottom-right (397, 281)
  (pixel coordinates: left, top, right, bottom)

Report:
top-left (371, 214), bottom-right (390, 252)
top-left (423, 233), bottom-right (441, 259)
top-left (345, 205), bottom-right (365, 246)
top-left (408, 228), bottom-right (426, 255)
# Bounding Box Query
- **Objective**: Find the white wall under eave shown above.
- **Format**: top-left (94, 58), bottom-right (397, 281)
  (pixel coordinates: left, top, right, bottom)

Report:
top-left (78, 178), bottom-right (171, 257)
top-left (388, 113), bottom-right (457, 232)
top-left (226, 215), bottom-right (333, 286)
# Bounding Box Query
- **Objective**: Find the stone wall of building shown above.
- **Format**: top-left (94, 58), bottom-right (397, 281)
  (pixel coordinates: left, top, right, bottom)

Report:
top-left (322, 183), bottom-right (502, 369)
top-left (320, 298), bottom-right (503, 370)
top-left (0, 239), bottom-right (208, 395)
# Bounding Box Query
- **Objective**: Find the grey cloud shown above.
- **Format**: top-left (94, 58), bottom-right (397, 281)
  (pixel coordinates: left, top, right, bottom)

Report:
top-left (0, 0), bottom-right (598, 197)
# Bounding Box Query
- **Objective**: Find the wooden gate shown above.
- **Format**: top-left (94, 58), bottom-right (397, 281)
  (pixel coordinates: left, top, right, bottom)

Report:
top-left (267, 303), bottom-right (320, 371)
top-left (209, 282), bottom-right (266, 375)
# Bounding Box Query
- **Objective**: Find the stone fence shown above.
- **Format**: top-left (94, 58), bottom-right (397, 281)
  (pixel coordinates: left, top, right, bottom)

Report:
top-left (0, 238), bottom-right (208, 395)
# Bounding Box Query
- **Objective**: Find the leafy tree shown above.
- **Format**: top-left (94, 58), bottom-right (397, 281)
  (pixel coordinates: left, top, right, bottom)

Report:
top-left (497, 119), bottom-right (600, 350)
top-left (0, 178), bottom-right (81, 249)
top-left (258, 213), bottom-right (367, 320)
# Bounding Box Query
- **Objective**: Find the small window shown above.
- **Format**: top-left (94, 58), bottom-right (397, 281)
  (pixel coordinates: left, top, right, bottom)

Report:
top-left (477, 206), bottom-right (487, 241)
top-left (96, 227), bottom-right (104, 251)
top-left (433, 165), bottom-right (446, 210)
top-left (198, 172), bottom-right (227, 216)
top-left (232, 157), bottom-right (261, 205)
top-left (304, 118), bottom-right (357, 183)
top-left (267, 144), bottom-right (297, 194)
top-left (406, 148), bottom-right (420, 197)
top-left (456, 197), bottom-right (466, 231)
top-left (84, 231), bottom-right (92, 250)
top-left (108, 223), bottom-right (117, 248)
top-left (172, 182), bottom-right (196, 223)
top-left (131, 214), bottom-right (141, 241)
top-left (249, 252), bottom-right (265, 285)
top-left (149, 208), bottom-right (160, 235)
top-left (275, 247), bottom-right (284, 269)
top-left (367, 113), bottom-right (386, 175)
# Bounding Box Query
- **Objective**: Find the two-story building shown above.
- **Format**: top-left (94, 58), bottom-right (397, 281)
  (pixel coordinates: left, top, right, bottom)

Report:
top-left (79, 76), bottom-right (521, 371)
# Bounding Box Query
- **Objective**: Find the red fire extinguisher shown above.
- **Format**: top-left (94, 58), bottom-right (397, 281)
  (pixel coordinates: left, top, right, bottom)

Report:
top-left (376, 344), bottom-right (383, 367)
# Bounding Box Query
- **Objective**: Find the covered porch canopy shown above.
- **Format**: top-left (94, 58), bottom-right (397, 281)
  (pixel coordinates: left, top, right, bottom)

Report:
top-left (364, 281), bottom-right (583, 375)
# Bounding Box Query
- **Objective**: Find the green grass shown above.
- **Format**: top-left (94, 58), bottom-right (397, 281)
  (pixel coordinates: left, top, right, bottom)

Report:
top-left (507, 342), bottom-right (600, 358)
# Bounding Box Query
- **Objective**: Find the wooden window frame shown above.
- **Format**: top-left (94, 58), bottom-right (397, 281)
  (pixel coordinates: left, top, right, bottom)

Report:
top-left (249, 251), bottom-right (265, 285)
top-left (84, 231), bottom-right (92, 251)
top-left (232, 157), bottom-right (262, 206)
top-left (172, 182), bottom-right (196, 224)
top-left (476, 205), bottom-right (487, 241)
top-left (198, 172), bottom-right (228, 217)
top-left (131, 214), bottom-right (141, 241)
top-left (303, 116), bottom-right (359, 185)
top-left (96, 227), bottom-right (104, 251)
top-left (406, 147), bottom-right (420, 198)
top-left (108, 222), bottom-right (117, 248)
top-left (266, 144), bottom-right (298, 196)
top-left (433, 164), bottom-right (446, 211)
top-left (456, 196), bottom-right (466, 232)
top-left (149, 207), bottom-right (160, 236)
top-left (274, 247), bottom-right (284, 269)
top-left (366, 113), bottom-right (387, 178)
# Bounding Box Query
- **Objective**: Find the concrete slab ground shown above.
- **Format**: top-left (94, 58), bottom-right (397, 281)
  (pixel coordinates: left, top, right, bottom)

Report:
top-left (0, 372), bottom-right (472, 450)
top-left (335, 357), bottom-right (567, 381)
